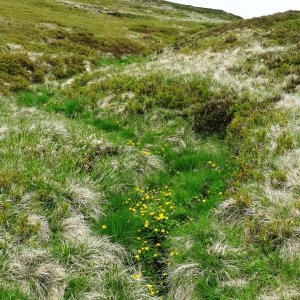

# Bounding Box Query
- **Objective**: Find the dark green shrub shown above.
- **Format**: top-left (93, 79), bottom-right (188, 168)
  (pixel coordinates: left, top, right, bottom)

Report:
top-left (10, 75), bottom-right (30, 92)
top-left (44, 54), bottom-right (86, 79)
top-left (224, 33), bottom-right (238, 43)
top-left (100, 38), bottom-right (147, 57)
top-left (193, 99), bottom-right (234, 137)
top-left (0, 52), bottom-right (46, 92)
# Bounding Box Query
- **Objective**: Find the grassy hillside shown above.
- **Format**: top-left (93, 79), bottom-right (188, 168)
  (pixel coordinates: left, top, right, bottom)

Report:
top-left (0, 1), bottom-right (299, 299)
top-left (0, 0), bottom-right (238, 94)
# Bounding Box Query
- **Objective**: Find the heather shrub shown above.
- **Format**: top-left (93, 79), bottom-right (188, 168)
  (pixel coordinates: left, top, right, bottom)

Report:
top-left (0, 52), bottom-right (46, 93)
top-left (193, 99), bottom-right (234, 137)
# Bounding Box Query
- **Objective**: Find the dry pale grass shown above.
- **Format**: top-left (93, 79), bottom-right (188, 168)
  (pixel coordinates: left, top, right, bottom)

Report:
top-left (67, 180), bottom-right (104, 219)
top-left (257, 285), bottom-right (300, 300)
top-left (27, 214), bottom-right (51, 242)
top-left (116, 42), bottom-right (289, 97)
top-left (220, 278), bottom-right (248, 288)
top-left (167, 263), bottom-right (202, 300)
top-left (0, 97), bottom-right (154, 299)
top-left (280, 239), bottom-right (300, 261)
top-left (7, 248), bottom-right (66, 299)
top-left (170, 236), bottom-right (194, 253)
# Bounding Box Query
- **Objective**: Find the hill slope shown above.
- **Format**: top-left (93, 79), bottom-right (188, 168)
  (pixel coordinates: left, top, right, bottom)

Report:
top-left (0, 0), bottom-right (239, 94)
top-left (0, 1), bottom-right (299, 299)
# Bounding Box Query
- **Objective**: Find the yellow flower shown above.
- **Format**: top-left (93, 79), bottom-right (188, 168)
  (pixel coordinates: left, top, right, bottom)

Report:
top-left (135, 255), bottom-right (140, 260)
top-left (144, 220), bottom-right (149, 228)
top-left (155, 243), bottom-right (161, 247)
top-left (153, 253), bottom-right (158, 257)
top-left (169, 251), bottom-right (176, 257)
top-left (141, 150), bottom-right (151, 156)
top-left (144, 246), bottom-right (150, 251)
top-left (131, 273), bottom-right (142, 280)
top-left (101, 225), bottom-right (107, 229)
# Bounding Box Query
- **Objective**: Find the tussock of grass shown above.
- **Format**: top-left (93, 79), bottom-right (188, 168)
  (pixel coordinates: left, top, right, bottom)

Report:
top-left (0, 98), bottom-right (157, 299)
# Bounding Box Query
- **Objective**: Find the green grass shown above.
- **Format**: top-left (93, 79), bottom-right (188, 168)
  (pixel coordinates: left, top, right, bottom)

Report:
top-left (0, 288), bottom-right (30, 300)
top-left (96, 55), bottom-right (148, 67)
top-left (0, 0), bottom-right (238, 94)
top-left (64, 276), bottom-right (91, 299)
top-left (16, 88), bottom-right (54, 107)
top-left (94, 137), bottom-right (234, 292)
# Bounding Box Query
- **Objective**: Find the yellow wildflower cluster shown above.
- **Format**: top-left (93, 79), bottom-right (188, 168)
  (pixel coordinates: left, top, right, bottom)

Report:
top-left (169, 250), bottom-right (179, 257)
top-left (127, 139), bottom-right (141, 146)
top-left (129, 186), bottom-right (175, 233)
top-left (126, 185), bottom-right (176, 265)
top-left (147, 283), bottom-right (159, 296)
top-left (140, 150), bottom-right (152, 156)
top-left (127, 139), bottom-right (135, 146)
top-left (193, 195), bottom-right (209, 203)
top-left (208, 160), bottom-right (221, 173)
top-left (154, 147), bottom-right (166, 156)
top-left (131, 273), bottom-right (159, 295)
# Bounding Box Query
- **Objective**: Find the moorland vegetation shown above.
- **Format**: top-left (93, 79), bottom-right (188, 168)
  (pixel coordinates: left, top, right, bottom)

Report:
top-left (0, 1), bottom-right (299, 299)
